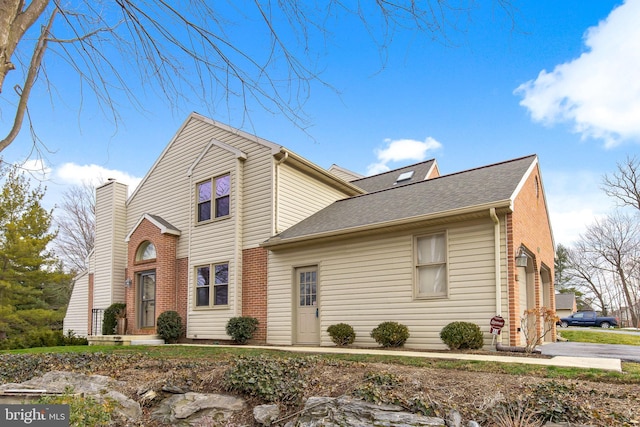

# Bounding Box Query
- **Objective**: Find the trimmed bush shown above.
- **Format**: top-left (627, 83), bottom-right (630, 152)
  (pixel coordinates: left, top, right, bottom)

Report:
top-left (327, 323), bottom-right (356, 347)
top-left (370, 321), bottom-right (409, 348)
top-left (156, 311), bottom-right (183, 343)
top-left (440, 321), bottom-right (484, 350)
top-left (102, 303), bottom-right (126, 335)
top-left (226, 316), bottom-right (259, 344)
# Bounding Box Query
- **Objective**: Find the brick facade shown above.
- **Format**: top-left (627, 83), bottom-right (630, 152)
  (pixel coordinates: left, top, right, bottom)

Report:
top-left (125, 218), bottom-right (182, 335)
top-left (242, 247), bottom-right (268, 342)
top-left (507, 164), bottom-right (556, 346)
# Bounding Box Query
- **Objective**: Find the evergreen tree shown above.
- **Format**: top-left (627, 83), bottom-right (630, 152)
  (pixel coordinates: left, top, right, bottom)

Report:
top-left (0, 163), bottom-right (71, 338)
top-left (554, 244), bottom-right (571, 290)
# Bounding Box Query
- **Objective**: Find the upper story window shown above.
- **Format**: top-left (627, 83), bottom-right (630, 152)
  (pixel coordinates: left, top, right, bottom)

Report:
top-left (136, 241), bottom-right (156, 261)
top-left (197, 174), bottom-right (230, 222)
top-left (415, 232), bottom-right (448, 298)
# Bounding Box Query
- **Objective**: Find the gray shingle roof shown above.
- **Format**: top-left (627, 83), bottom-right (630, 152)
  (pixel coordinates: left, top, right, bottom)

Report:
top-left (265, 155), bottom-right (537, 245)
top-left (147, 214), bottom-right (181, 234)
top-left (351, 159), bottom-right (437, 192)
top-left (555, 293), bottom-right (576, 310)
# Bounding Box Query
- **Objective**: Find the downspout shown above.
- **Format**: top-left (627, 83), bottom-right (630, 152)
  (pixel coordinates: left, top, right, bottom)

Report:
top-left (490, 208), bottom-right (503, 343)
top-left (274, 151), bottom-right (289, 234)
top-left (235, 157), bottom-right (244, 317)
top-left (187, 172), bottom-right (194, 337)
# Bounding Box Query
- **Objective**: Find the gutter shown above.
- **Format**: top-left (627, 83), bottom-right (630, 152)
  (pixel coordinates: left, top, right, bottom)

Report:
top-left (274, 149), bottom-right (364, 196)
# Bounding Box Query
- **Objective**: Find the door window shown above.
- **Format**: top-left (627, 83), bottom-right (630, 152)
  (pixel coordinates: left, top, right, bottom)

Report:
top-left (139, 271), bottom-right (156, 328)
top-left (299, 269), bottom-right (317, 307)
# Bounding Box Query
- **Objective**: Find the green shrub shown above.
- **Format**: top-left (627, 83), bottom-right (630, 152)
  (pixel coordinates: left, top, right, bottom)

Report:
top-left (223, 355), bottom-right (311, 404)
top-left (439, 321), bottom-right (484, 350)
top-left (327, 323), bottom-right (356, 346)
top-left (156, 311), bottom-right (183, 343)
top-left (63, 330), bottom-right (88, 346)
top-left (226, 316), bottom-right (259, 344)
top-left (102, 303), bottom-right (126, 335)
top-left (0, 329), bottom-right (88, 350)
top-left (370, 321), bottom-right (410, 347)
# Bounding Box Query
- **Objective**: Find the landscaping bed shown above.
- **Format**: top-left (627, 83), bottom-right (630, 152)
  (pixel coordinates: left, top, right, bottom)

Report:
top-left (1, 348), bottom-right (638, 426)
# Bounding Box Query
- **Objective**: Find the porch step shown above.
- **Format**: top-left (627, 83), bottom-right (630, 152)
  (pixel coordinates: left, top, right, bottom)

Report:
top-left (88, 335), bottom-right (165, 346)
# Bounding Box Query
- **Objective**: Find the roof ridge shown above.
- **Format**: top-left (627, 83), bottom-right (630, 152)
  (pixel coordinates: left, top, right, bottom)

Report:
top-left (351, 158), bottom-right (436, 182)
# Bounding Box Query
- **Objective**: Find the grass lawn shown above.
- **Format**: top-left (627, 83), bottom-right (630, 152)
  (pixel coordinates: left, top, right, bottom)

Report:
top-left (558, 329), bottom-right (640, 346)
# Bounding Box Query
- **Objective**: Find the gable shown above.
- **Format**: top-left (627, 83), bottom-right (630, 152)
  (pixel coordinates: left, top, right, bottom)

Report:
top-left (125, 213), bottom-right (181, 242)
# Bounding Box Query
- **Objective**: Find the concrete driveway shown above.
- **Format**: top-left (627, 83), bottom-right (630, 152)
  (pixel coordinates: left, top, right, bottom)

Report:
top-left (540, 341), bottom-right (640, 363)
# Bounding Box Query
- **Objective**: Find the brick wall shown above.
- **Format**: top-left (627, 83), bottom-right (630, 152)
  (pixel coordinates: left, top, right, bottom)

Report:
top-left (508, 163), bottom-right (556, 346)
top-left (125, 218), bottom-right (180, 335)
top-left (242, 247), bottom-right (268, 342)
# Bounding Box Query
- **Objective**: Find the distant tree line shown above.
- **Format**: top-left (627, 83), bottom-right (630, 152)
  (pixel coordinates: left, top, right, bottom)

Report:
top-left (556, 156), bottom-right (640, 328)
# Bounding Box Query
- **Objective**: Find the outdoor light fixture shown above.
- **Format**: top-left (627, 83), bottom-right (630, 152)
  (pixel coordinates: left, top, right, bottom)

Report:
top-left (124, 278), bottom-right (132, 287)
top-left (515, 246), bottom-right (528, 267)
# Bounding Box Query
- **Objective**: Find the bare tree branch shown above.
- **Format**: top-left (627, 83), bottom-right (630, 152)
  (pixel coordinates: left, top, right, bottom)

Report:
top-left (0, 6), bottom-right (55, 151)
top-left (0, 1), bottom-right (516, 154)
top-left (576, 212), bottom-right (640, 326)
top-left (602, 155), bottom-right (640, 211)
top-left (53, 182), bottom-right (95, 273)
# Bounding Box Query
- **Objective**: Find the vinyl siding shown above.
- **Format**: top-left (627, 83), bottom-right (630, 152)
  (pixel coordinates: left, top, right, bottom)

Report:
top-left (112, 182), bottom-right (128, 303)
top-left (268, 218), bottom-right (502, 349)
top-left (93, 181), bottom-right (127, 311)
top-left (126, 116), bottom-right (274, 256)
top-left (123, 116), bottom-right (280, 340)
top-left (63, 272), bottom-right (89, 337)
top-left (186, 145), bottom-right (240, 337)
top-left (277, 163), bottom-right (351, 233)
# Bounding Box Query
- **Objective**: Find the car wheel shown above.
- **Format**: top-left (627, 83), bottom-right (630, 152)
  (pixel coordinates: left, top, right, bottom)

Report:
top-left (600, 322), bottom-right (610, 329)
top-left (560, 321), bottom-right (569, 328)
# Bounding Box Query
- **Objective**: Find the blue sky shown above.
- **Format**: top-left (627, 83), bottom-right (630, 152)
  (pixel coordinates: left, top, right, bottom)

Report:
top-left (2, 0), bottom-right (639, 247)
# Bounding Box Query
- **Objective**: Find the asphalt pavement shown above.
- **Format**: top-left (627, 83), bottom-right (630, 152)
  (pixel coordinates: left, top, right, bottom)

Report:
top-left (540, 341), bottom-right (640, 363)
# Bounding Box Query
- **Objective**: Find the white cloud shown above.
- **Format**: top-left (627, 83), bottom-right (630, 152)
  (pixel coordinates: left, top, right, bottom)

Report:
top-left (367, 137), bottom-right (442, 175)
top-left (16, 160), bottom-right (142, 210)
top-left (543, 170), bottom-right (614, 245)
top-left (20, 159), bottom-right (52, 181)
top-left (55, 163), bottom-right (142, 190)
top-left (515, 0), bottom-right (640, 146)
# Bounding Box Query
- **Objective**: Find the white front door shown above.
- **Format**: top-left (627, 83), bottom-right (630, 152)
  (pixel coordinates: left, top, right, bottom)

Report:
top-left (296, 266), bottom-right (319, 345)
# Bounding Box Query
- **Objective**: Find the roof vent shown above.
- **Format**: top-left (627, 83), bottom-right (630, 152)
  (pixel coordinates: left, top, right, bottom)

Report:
top-left (396, 171), bottom-right (414, 183)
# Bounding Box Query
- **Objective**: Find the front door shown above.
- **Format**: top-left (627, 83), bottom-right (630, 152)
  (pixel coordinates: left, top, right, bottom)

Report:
top-left (139, 271), bottom-right (156, 328)
top-left (296, 266), bottom-right (319, 345)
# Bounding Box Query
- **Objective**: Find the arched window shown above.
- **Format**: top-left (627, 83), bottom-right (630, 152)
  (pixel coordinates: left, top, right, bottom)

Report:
top-left (136, 241), bottom-right (156, 261)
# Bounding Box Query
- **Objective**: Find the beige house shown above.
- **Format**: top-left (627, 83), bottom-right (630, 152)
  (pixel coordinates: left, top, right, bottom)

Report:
top-left (64, 113), bottom-right (555, 349)
top-left (555, 293), bottom-right (577, 319)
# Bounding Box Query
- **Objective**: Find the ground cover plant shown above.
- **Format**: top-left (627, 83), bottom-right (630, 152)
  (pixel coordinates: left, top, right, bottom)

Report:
top-left (1, 345), bottom-right (639, 426)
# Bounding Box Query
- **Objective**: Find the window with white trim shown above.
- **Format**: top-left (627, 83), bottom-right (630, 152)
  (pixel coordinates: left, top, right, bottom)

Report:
top-left (197, 174), bottom-right (230, 222)
top-left (195, 262), bottom-right (229, 307)
top-left (415, 233), bottom-right (448, 298)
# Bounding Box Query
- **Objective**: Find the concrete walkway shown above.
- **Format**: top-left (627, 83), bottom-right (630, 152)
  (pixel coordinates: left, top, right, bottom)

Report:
top-left (179, 343), bottom-right (623, 372)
